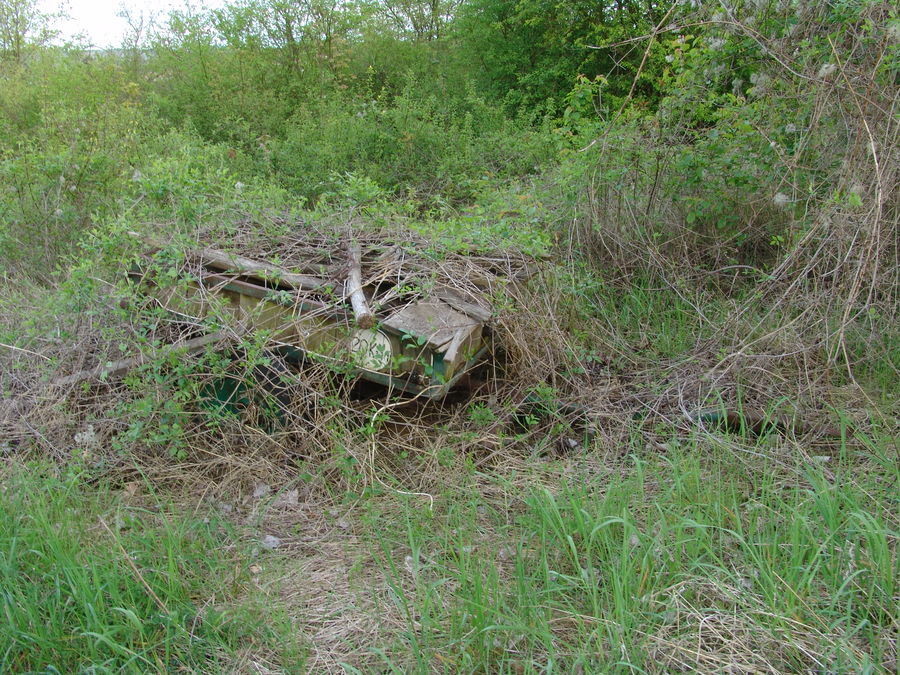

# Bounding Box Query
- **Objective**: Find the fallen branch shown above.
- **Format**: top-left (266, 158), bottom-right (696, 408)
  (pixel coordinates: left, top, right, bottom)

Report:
top-left (52, 331), bottom-right (231, 387)
top-left (128, 231), bottom-right (328, 292)
top-left (346, 242), bottom-right (375, 329)
top-left (191, 247), bottom-right (327, 292)
top-left (690, 408), bottom-right (846, 439)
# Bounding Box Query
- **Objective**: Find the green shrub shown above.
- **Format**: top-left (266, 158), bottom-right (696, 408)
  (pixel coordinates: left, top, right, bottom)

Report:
top-left (272, 80), bottom-right (558, 204)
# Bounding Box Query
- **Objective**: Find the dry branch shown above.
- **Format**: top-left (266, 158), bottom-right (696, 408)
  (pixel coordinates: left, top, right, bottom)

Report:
top-left (191, 247), bottom-right (327, 292)
top-left (51, 331), bottom-right (231, 387)
top-left (346, 243), bottom-right (375, 329)
top-left (128, 231), bottom-right (328, 292)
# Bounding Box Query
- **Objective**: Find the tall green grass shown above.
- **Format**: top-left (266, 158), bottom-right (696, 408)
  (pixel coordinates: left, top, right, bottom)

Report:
top-left (0, 463), bottom-right (301, 673)
top-left (365, 430), bottom-right (899, 672)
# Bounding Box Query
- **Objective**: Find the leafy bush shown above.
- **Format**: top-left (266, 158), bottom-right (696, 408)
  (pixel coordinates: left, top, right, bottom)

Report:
top-left (0, 57), bottom-right (152, 276)
top-left (272, 81), bottom-right (558, 204)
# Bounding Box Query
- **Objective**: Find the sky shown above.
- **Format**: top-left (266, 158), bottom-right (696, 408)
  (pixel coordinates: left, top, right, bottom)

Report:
top-left (40, 0), bottom-right (227, 49)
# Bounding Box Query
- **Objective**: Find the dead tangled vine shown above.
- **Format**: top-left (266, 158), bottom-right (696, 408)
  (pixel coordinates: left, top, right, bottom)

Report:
top-left (572, 0), bottom-right (898, 405)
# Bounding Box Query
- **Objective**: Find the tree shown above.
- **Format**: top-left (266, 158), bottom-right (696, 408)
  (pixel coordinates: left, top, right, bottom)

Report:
top-left (454, 0), bottom-right (671, 111)
top-left (0, 0), bottom-right (59, 62)
top-left (377, 0), bottom-right (462, 41)
top-left (118, 4), bottom-right (157, 77)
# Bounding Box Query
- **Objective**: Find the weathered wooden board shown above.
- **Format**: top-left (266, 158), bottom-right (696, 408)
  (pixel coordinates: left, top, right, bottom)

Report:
top-left (382, 300), bottom-right (479, 350)
top-left (434, 286), bottom-right (493, 322)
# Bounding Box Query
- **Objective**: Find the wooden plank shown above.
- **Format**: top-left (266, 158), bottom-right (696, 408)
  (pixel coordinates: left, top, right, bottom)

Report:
top-left (434, 286), bottom-right (493, 322)
top-left (441, 327), bottom-right (467, 369)
top-left (382, 300), bottom-right (479, 350)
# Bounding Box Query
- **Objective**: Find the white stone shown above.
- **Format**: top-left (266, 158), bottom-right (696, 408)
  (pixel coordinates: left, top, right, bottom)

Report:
top-left (261, 535), bottom-right (282, 549)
